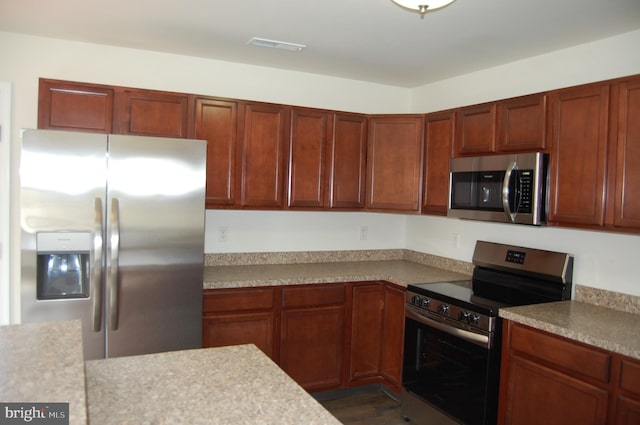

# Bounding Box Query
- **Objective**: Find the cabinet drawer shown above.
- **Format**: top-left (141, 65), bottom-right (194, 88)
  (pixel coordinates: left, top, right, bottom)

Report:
top-left (203, 288), bottom-right (275, 313)
top-left (621, 358), bottom-right (640, 395)
top-left (510, 324), bottom-right (611, 383)
top-left (282, 284), bottom-right (345, 308)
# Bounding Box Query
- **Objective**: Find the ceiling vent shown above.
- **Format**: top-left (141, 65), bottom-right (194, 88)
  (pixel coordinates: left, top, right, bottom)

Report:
top-left (248, 37), bottom-right (306, 52)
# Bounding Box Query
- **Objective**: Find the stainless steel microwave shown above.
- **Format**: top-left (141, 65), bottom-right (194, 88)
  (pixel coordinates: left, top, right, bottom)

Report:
top-left (448, 152), bottom-right (548, 225)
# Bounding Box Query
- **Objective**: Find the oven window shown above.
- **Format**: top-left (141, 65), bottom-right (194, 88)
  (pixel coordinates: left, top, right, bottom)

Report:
top-left (403, 317), bottom-right (499, 425)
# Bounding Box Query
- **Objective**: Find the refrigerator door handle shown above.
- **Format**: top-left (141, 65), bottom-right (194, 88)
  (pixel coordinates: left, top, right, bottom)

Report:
top-left (92, 198), bottom-right (104, 332)
top-left (108, 197), bottom-right (121, 331)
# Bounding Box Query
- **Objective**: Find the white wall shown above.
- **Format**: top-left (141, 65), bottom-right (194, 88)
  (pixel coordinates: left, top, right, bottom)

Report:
top-left (205, 210), bottom-right (405, 253)
top-left (407, 29), bottom-right (640, 297)
top-left (410, 29), bottom-right (640, 113)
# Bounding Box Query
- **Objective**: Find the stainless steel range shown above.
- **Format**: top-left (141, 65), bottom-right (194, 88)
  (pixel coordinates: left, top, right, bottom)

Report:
top-left (401, 241), bottom-right (573, 425)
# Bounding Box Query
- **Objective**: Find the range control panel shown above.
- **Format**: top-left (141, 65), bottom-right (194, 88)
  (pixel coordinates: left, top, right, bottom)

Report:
top-left (406, 291), bottom-right (496, 334)
top-left (505, 249), bottom-right (526, 264)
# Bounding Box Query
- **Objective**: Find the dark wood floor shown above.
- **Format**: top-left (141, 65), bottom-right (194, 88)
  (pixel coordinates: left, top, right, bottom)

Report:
top-left (318, 388), bottom-right (410, 425)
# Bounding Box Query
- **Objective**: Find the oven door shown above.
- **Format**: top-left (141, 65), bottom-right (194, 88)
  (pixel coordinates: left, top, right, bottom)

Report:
top-left (401, 311), bottom-right (501, 425)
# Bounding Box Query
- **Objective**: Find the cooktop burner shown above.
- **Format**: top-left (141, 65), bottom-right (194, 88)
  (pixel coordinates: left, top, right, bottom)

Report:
top-left (409, 281), bottom-right (509, 317)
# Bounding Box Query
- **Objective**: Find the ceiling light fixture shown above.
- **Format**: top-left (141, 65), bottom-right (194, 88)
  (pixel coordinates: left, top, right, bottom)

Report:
top-left (391, 0), bottom-right (457, 19)
top-left (248, 37), bottom-right (306, 52)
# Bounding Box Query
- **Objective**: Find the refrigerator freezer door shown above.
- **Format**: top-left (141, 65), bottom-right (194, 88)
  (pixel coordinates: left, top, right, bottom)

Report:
top-left (20, 129), bottom-right (108, 360)
top-left (105, 135), bottom-right (206, 357)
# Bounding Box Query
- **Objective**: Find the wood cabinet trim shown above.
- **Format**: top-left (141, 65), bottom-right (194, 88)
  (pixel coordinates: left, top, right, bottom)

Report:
top-left (281, 283), bottom-right (345, 308)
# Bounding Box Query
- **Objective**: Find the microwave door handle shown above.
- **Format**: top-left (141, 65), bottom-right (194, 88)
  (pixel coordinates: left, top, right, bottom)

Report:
top-left (502, 162), bottom-right (517, 222)
top-left (91, 198), bottom-right (104, 332)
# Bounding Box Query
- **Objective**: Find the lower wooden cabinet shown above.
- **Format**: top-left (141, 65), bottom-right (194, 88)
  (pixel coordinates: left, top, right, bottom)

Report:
top-left (347, 282), bottom-right (405, 392)
top-left (202, 287), bottom-right (278, 360)
top-left (616, 359), bottom-right (640, 425)
top-left (280, 284), bottom-right (345, 391)
top-left (202, 281), bottom-right (405, 393)
top-left (202, 312), bottom-right (276, 360)
top-left (499, 321), bottom-right (640, 425)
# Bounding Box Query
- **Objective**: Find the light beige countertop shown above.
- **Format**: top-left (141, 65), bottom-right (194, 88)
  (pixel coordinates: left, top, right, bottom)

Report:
top-left (0, 320), bottom-right (87, 425)
top-left (203, 259), bottom-right (471, 289)
top-left (85, 344), bottom-right (342, 425)
top-left (500, 301), bottom-right (640, 360)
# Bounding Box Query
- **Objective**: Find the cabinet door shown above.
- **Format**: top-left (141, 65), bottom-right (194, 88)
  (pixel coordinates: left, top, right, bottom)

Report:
top-left (287, 108), bottom-right (330, 208)
top-left (202, 312), bottom-right (276, 360)
top-left (280, 284), bottom-right (344, 391)
top-left (502, 356), bottom-right (609, 425)
top-left (366, 116), bottom-right (424, 212)
top-left (328, 113), bottom-right (368, 209)
top-left (380, 284), bottom-right (405, 390)
top-left (422, 111), bottom-right (455, 215)
top-left (498, 94), bottom-right (547, 152)
top-left (613, 78), bottom-right (640, 229)
top-left (455, 103), bottom-right (496, 155)
top-left (38, 79), bottom-right (114, 133)
top-left (349, 283), bottom-right (385, 382)
top-left (616, 358), bottom-right (640, 424)
top-left (195, 98), bottom-right (240, 207)
top-left (116, 89), bottom-right (190, 138)
top-left (548, 84), bottom-right (609, 227)
top-left (280, 305), bottom-right (344, 391)
top-left (615, 396), bottom-right (640, 425)
top-left (240, 103), bottom-right (289, 208)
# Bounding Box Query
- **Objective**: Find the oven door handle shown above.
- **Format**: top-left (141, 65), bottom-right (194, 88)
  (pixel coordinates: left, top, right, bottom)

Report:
top-left (406, 307), bottom-right (491, 349)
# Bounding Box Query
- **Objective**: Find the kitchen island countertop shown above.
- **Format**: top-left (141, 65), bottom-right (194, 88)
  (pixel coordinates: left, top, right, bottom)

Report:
top-left (85, 344), bottom-right (341, 425)
top-left (500, 300), bottom-right (640, 360)
top-left (203, 259), bottom-right (471, 289)
top-left (0, 320), bottom-right (87, 425)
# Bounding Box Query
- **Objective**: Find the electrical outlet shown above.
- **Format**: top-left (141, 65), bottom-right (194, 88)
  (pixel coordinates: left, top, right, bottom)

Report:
top-left (451, 232), bottom-right (460, 248)
top-left (218, 226), bottom-right (228, 242)
top-left (360, 225), bottom-right (368, 241)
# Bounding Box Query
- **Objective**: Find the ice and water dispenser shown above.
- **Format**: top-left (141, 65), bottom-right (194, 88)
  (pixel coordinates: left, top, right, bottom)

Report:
top-left (36, 232), bottom-right (91, 299)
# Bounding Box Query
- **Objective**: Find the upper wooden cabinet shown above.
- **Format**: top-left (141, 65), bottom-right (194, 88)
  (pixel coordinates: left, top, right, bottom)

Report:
top-left (194, 97), bottom-right (241, 208)
top-left (240, 102), bottom-right (289, 208)
top-left (422, 111), bottom-right (455, 215)
top-left (328, 113), bottom-right (368, 209)
top-left (497, 93), bottom-right (547, 152)
top-left (547, 83), bottom-right (610, 227)
top-left (366, 115), bottom-right (424, 212)
top-left (38, 78), bottom-right (191, 138)
top-left (37, 75), bottom-right (640, 234)
top-left (286, 108), bottom-right (331, 209)
top-left (38, 79), bottom-right (114, 133)
top-left (455, 93), bottom-right (547, 157)
top-left (114, 89), bottom-right (191, 138)
top-left (612, 77), bottom-right (640, 230)
top-left (455, 103), bottom-right (497, 156)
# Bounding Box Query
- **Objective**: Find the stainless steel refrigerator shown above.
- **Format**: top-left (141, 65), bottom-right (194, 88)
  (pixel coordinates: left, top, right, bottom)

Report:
top-left (20, 129), bottom-right (206, 360)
